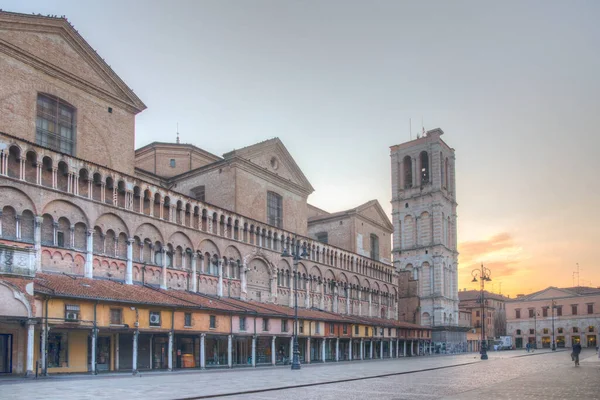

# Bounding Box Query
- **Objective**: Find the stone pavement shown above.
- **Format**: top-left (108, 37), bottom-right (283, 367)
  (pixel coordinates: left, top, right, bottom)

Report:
top-left (1, 349), bottom-right (597, 400)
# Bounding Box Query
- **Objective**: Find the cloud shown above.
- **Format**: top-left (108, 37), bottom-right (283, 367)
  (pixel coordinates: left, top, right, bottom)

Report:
top-left (458, 232), bottom-right (528, 279)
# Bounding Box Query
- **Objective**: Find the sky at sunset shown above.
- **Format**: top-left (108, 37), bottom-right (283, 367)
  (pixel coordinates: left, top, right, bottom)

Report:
top-left (5, 1), bottom-right (599, 297)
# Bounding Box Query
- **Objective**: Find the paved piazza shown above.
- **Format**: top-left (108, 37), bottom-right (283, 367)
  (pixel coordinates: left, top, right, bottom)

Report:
top-left (1, 350), bottom-right (598, 400)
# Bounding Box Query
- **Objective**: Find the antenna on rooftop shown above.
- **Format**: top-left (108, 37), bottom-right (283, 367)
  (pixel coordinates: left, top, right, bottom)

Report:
top-left (176, 123), bottom-right (180, 144)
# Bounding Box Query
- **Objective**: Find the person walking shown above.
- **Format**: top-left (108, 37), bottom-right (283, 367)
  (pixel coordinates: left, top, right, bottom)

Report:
top-left (526, 342), bottom-right (530, 353)
top-left (572, 342), bottom-right (582, 366)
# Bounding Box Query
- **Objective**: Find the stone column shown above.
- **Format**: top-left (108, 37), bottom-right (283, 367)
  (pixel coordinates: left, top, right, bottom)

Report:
top-left (380, 340), bottom-right (383, 359)
top-left (346, 289), bottom-right (350, 315)
top-left (335, 338), bottom-right (339, 362)
top-left (321, 338), bottom-right (326, 363)
top-left (167, 331), bottom-right (173, 371)
top-left (41, 324), bottom-right (47, 376)
top-left (126, 239), bottom-right (134, 284)
top-left (370, 341), bottom-right (373, 359)
top-left (368, 291), bottom-right (373, 317)
top-left (85, 229), bottom-right (94, 278)
top-left (271, 336), bottom-right (276, 366)
top-left (217, 260), bottom-right (223, 297)
top-left (251, 336), bottom-right (256, 367)
top-left (52, 168), bottom-right (58, 189)
top-left (289, 336), bottom-right (294, 362)
top-left (191, 254), bottom-right (197, 292)
top-left (333, 285), bottom-right (339, 313)
top-left (34, 216), bottom-right (42, 272)
top-left (306, 337), bottom-right (311, 364)
top-left (349, 339), bottom-right (353, 360)
top-left (161, 249), bottom-right (167, 289)
top-left (305, 278), bottom-right (311, 309)
top-left (396, 339), bottom-right (400, 358)
top-left (411, 340), bottom-right (414, 356)
top-left (360, 338), bottom-right (364, 360)
top-left (270, 275), bottom-right (277, 303)
top-left (200, 334), bottom-right (206, 369)
top-left (132, 331), bottom-right (139, 375)
top-left (228, 335), bottom-right (233, 368)
top-left (403, 340), bottom-right (407, 357)
top-left (319, 281), bottom-right (325, 310)
top-left (15, 214), bottom-right (21, 240)
top-left (115, 333), bottom-right (120, 371)
top-left (358, 290), bottom-right (362, 316)
top-left (241, 262), bottom-right (248, 299)
top-left (25, 321), bottom-right (35, 376)
top-left (90, 328), bottom-right (97, 374)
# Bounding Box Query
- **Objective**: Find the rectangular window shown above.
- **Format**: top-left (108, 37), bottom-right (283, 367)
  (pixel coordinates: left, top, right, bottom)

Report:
top-left (528, 309), bottom-right (534, 318)
top-left (57, 231), bottom-right (65, 247)
top-left (281, 319), bottom-right (288, 332)
top-left (355, 325), bottom-right (359, 335)
top-left (192, 185), bottom-right (205, 202)
top-left (542, 308), bottom-right (548, 317)
top-left (543, 328), bottom-right (549, 334)
top-left (516, 329), bottom-right (521, 335)
top-left (316, 232), bottom-right (328, 244)
top-left (150, 311), bottom-right (161, 327)
top-left (315, 322), bottom-right (320, 334)
top-left (110, 308), bottom-right (122, 325)
top-left (556, 306), bottom-right (562, 316)
top-left (365, 327), bottom-right (369, 336)
top-left (571, 305), bottom-right (578, 315)
top-left (388, 328), bottom-right (392, 336)
top-left (588, 304), bottom-right (594, 314)
top-left (343, 324), bottom-right (348, 335)
top-left (370, 234), bottom-right (380, 261)
top-left (573, 327), bottom-right (579, 333)
top-left (515, 309), bottom-right (521, 319)
top-left (262, 318), bottom-right (269, 331)
top-left (184, 313), bottom-right (192, 327)
top-left (558, 328), bottom-right (563, 334)
top-left (36, 93), bottom-right (76, 155)
top-left (476, 310), bottom-right (480, 317)
top-left (48, 333), bottom-right (68, 368)
top-left (380, 328), bottom-right (384, 336)
top-left (170, 159), bottom-right (176, 168)
top-left (299, 320), bottom-right (304, 334)
top-left (209, 315), bottom-right (216, 329)
top-left (64, 304), bottom-right (80, 322)
top-left (267, 191), bottom-right (283, 228)
top-left (529, 329), bottom-right (534, 335)
top-left (329, 323), bottom-right (335, 334)
top-left (240, 317), bottom-right (247, 331)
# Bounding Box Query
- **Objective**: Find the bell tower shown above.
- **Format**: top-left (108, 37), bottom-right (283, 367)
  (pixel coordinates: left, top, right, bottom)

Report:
top-left (390, 128), bottom-right (459, 336)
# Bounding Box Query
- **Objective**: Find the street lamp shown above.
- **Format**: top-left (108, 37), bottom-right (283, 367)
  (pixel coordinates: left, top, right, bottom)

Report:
top-left (472, 264), bottom-right (492, 360)
top-left (551, 299), bottom-right (556, 351)
top-left (281, 238), bottom-right (308, 370)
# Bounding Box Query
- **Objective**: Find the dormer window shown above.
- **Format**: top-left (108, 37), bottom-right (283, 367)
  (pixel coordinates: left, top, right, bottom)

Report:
top-left (36, 93), bottom-right (76, 155)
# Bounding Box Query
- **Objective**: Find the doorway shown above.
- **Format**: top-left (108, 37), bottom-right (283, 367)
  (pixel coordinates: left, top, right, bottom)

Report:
top-left (0, 334), bottom-right (12, 374)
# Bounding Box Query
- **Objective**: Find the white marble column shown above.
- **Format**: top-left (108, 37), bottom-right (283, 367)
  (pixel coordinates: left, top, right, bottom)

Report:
top-left (271, 336), bottom-right (276, 366)
top-left (132, 331), bottom-right (139, 375)
top-left (217, 260), bottom-right (223, 297)
top-left (360, 338), bottom-right (364, 360)
top-left (349, 339), bottom-right (353, 360)
top-left (167, 331), bottom-right (173, 371)
top-left (200, 334), bottom-right (206, 369)
top-left (369, 341), bottom-right (373, 359)
top-left (251, 336), bottom-right (256, 367)
top-left (191, 254), bottom-right (197, 292)
top-left (321, 338), bottom-right (326, 363)
top-left (228, 335), bottom-right (233, 368)
top-left (90, 329), bottom-right (97, 374)
top-left (160, 249), bottom-right (167, 289)
top-left (380, 340), bottom-right (383, 359)
top-left (403, 340), bottom-right (407, 357)
top-left (335, 338), bottom-right (339, 362)
top-left (25, 321), bottom-right (35, 376)
top-left (85, 229), bottom-right (94, 278)
top-left (126, 239), bottom-right (134, 284)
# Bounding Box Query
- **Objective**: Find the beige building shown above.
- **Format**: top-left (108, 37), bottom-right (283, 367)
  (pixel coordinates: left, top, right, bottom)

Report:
top-left (459, 289), bottom-right (508, 341)
top-left (0, 11), bottom-right (423, 374)
top-left (506, 286), bottom-right (600, 349)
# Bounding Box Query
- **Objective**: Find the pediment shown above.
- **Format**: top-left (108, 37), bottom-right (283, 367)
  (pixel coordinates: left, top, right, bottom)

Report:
top-left (224, 138), bottom-right (314, 194)
top-left (528, 287), bottom-right (576, 300)
top-left (357, 201), bottom-right (393, 232)
top-left (0, 13), bottom-right (145, 113)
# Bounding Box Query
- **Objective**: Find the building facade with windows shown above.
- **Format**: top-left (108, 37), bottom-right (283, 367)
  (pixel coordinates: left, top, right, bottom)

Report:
top-left (0, 11), bottom-right (430, 375)
top-left (390, 130), bottom-right (465, 352)
top-left (506, 286), bottom-right (600, 349)
top-left (458, 289), bottom-right (508, 342)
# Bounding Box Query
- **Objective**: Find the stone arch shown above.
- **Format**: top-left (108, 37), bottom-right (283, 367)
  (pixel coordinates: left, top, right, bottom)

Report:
top-left (246, 257), bottom-right (272, 301)
top-left (403, 214), bottom-right (415, 248)
top-left (134, 222), bottom-right (164, 244)
top-left (168, 231), bottom-right (194, 252)
top-left (198, 239), bottom-right (220, 258)
top-left (42, 199), bottom-right (88, 226)
top-left (422, 312), bottom-right (431, 326)
top-left (0, 186), bottom-right (37, 215)
top-left (0, 281), bottom-right (32, 318)
top-left (95, 213), bottom-right (129, 237)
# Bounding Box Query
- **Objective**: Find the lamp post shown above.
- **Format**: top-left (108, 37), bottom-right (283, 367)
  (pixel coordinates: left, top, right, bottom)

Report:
top-left (281, 238), bottom-right (308, 370)
top-left (472, 264), bottom-right (492, 360)
top-left (551, 299), bottom-right (556, 351)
